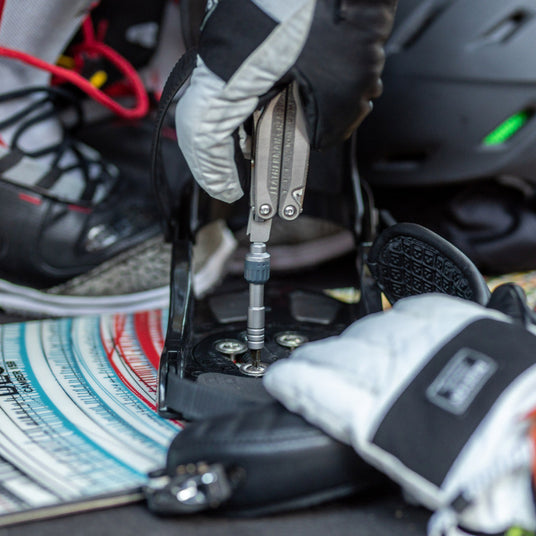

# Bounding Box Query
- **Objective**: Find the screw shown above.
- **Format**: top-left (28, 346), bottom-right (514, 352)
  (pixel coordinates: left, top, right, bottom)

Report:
top-left (214, 339), bottom-right (247, 359)
top-left (239, 362), bottom-right (267, 377)
top-left (275, 332), bottom-right (308, 349)
top-left (259, 204), bottom-right (272, 217)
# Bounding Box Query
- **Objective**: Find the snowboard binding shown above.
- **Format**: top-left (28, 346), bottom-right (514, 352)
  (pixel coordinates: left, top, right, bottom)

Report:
top-left (151, 51), bottom-right (491, 423)
top-left (151, 50), bottom-right (376, 421)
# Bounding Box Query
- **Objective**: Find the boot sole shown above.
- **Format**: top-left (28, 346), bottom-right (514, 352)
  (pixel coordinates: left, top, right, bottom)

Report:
top-left (367, 223), bottom-right (490, 306)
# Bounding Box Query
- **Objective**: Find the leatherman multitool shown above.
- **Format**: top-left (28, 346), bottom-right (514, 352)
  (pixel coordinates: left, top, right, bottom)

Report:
top-left (241, 82), bottom-right (310, 377)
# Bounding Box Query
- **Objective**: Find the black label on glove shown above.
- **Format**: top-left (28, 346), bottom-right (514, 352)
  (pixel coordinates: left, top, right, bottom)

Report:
top-left (426, 348), bottom-right (497, 415)
top-left (372, 318), bottom-right (536, 487)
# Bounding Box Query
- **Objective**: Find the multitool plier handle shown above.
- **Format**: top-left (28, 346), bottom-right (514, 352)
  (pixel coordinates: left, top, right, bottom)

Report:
top-left (242, 82), bottom-right (310, 375)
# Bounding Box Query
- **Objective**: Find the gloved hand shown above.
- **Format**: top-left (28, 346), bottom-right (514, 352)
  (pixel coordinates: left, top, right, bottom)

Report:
top-left (175, 0), bottom-right (398, 203)
top-left (264, 292), bottom-right (536, 535)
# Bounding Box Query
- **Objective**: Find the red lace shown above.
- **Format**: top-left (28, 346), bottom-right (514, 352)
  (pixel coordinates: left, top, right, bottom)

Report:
top-left (0, 12), bottom-right (149, 120)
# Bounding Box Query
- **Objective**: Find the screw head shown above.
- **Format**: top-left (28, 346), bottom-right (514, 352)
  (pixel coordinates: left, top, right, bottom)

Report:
top-left (239, 362), bottom-right (267, 377)
top-left (275, 332), bottom-right (308, 349)
top-left (214, 339), bottom-right (247, 356)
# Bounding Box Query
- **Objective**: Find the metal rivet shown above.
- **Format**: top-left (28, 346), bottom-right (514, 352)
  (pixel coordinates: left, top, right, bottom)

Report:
top-left (259, 204), bottom-right (272, 217)
top-left (283, 205), bottom-right (297, 218)
top-left (275, 332), bottom-right (308, 349)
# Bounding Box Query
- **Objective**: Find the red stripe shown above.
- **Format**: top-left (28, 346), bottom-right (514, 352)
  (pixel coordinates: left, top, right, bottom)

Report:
top-left (114, 314), bottom-right (158, 394)
top-left (100, 315), bottom-right (157, 411)
top-left (18, 192), bottom-right (42, 205)
top-left (134, 311), bottom-right (163, 369)
top-left (106, 347), bottom-right (157, 412)
top-left (100, 312), bottom-right (183, 427)
top-left (68, 204), bottom-right (92, 214)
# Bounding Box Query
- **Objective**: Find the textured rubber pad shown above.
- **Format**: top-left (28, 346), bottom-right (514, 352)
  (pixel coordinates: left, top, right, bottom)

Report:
top-left (367, 223), bottom-right (490, 306)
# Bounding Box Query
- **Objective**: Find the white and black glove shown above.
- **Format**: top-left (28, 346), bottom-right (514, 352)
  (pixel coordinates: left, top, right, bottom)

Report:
top-left (264, 293), bottom-right (536, 535)
top-left (175, 0), bottom-right (398, 203)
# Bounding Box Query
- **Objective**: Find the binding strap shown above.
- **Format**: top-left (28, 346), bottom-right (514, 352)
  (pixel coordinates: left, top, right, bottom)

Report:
top-left (150, 47), bottom-right (197, 239)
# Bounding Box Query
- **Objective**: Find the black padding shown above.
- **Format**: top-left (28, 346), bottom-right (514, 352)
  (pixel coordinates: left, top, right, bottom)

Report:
top-left (367, 222), bottom-right (490, 306)
top-left (290, 290), bottom-right (341, 325)
top-left (167, 402), bottom-right (387, 515)
top-left (372, 318), bottom-right (536, 487)
top-left (196, 373), bottom-right (274, 404)
top-left (293, 0), bottom-right (397, 149)
top-left (199, 0), bottom-right (277, 82)
top-left (179, 0), bottom-right (207, 48)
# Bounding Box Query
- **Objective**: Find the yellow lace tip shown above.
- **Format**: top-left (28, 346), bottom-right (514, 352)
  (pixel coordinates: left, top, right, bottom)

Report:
top-left (90, 70), bottom-right (108, 89)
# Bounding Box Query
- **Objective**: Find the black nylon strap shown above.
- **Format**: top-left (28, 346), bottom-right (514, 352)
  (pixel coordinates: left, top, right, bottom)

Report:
top-left (151, 48), bottom-right (197, 238)
top-left (165, 374), bottom-right (270, 421)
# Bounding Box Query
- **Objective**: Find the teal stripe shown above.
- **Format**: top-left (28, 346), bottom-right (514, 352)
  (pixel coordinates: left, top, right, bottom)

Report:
top-left (18, 323), bottom-right (145, 480)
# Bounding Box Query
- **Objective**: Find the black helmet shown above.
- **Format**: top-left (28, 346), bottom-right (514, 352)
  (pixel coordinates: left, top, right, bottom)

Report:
top-left (357, 0), bottom-right (536, 187)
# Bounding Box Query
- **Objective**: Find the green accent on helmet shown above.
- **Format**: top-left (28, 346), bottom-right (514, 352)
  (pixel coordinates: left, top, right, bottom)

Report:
top-left (483, 110), bottom-right (533, 146)
top-left (505, 526), bottom-right (535, 536)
